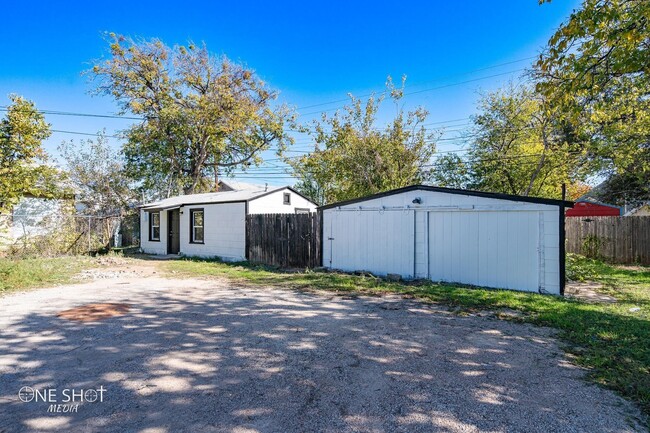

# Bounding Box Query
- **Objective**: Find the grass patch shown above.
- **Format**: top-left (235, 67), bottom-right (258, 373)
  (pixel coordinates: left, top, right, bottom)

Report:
top-left (0, 256), bottom-right (93, 294)
top-left (164, 255), bottom-right (650, 418)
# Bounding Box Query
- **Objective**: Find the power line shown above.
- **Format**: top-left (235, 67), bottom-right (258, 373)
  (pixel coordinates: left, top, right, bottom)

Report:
top-left (227, 149), bottom-right (587, 176)
top-left (52, 129), bottom-right (121, 139)
top-left (294, 56), bottom-right (536, 110)
top-left (0, 64), bottom-right (528, 127)
top-left (0, 106), bottom-right (142, 121)
top-left (297, 69), bottom-right (525, 117)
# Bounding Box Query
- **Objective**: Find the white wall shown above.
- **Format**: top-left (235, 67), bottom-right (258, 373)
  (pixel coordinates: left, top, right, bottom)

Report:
top-left (248, 188), bottom-right (317, 214)
top-left (140, 210), bottom-right (167, 255)
top-left (179, 202), bottom-right (246, 261)
top-left (325, 207), bottom-right (416, 277)
top-left (8, 197), bottom-right (68, 239)
top-left (140, 190), bottom-right (315, 260)
top-left (323, 189), bottom-right (562, 294)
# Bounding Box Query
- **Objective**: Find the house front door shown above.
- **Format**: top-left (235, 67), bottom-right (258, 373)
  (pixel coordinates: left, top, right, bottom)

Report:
top-left (167, 209), bottom-right (180, 254)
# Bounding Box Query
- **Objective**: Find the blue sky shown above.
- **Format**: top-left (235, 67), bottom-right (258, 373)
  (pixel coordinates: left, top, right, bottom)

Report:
top-left (1, 0), bottom-right (580, 186)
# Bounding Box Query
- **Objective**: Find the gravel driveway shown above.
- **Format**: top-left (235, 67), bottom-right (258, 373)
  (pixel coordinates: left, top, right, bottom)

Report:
top-left (0, 271), bottom-right (645, 433)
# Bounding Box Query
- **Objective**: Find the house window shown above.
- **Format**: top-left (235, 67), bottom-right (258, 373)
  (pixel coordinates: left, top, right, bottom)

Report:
top-left (190, 209), bottom-right (204, 244)
top-left (295, 208), bottom-right (310, 214)
top-left (149, 212), bottom-right (160, 241)
top-left (283, 192), bottom-right (291, 205)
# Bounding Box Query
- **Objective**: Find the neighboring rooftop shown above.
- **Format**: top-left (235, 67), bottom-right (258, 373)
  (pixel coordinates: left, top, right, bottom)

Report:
top-left (218, 180), bottom-right (268, 192)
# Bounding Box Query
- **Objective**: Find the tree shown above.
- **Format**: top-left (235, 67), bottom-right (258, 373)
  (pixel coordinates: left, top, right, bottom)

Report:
top-left (90, 33), bottom-right (293, 196)
top-left (288, 78), bottom-right (438, 204)
top-left (430, 84), bottom-right (589, 198)
top-left (292, 172), bottom-right (327, 206)
top-left (0, 95), bottom-right (57, 213)
top-left (535, 0), bottom-right (650, 203)
top-left (58, 132), bottom-right (137, 216)
top-left (594, 150), bottom-right (650, 206)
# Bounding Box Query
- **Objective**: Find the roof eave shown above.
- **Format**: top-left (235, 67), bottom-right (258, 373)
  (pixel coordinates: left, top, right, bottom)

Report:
top-left (318, 184), bottom-right (574, 211)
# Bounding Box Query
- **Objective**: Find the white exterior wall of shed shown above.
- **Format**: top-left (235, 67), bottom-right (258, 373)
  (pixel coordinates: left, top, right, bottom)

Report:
top-left (179, 202), bottom-right (246, 261)
top-left (140, 210), bottom-right (167, 255)
top-left (247, 189), bottom-right (317, 214)
top-left (322, 189), bottom-right (562, 295)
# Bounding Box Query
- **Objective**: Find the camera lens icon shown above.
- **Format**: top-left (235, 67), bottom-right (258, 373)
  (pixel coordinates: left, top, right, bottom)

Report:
top-left (19, 387), bottom-right (35, 403)
top-left (84, 389), bottom-right (98, 403)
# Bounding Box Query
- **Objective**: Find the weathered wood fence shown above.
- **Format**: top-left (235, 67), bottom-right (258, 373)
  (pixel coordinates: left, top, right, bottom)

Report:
top-left (566, 216), bottom-right (650, 265)
top-left (246, 213), bottom-right (321, 268)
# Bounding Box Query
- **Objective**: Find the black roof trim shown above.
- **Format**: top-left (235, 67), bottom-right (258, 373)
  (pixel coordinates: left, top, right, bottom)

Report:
top-left (318, 185), bottom-right (574, 210)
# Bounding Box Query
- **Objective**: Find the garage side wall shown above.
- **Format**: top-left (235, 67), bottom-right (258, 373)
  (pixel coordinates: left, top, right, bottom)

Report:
top-left (323, 189), bottom-right (561, 294)
top-left (140, 210), bottom-right (167, 255)
top-left (179, 202), bottom-right (246, 261)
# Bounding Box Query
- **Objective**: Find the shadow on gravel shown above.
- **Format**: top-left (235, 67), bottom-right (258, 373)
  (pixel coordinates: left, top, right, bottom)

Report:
top-left (0, 283), bottom-right (644, 432)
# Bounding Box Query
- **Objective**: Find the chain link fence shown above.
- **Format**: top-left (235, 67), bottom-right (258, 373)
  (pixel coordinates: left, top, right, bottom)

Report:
top-left (0, 212), bottom-right (140, 257)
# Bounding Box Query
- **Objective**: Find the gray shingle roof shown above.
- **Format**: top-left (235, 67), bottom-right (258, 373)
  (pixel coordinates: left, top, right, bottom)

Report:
top-left (140, 185), bottom-right (285, 210)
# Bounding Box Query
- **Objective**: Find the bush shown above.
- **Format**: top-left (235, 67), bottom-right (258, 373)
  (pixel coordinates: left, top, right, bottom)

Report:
top-left (566, 253), bottom-right (601, 281)
top-left (582, 234), bottom-right (605, 259)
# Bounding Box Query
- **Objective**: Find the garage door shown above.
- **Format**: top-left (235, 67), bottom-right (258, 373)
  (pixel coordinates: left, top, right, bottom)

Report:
top-left (426, 210), bottom-right (541, 292)
top-left (327, 209), bottom-right (415, 278)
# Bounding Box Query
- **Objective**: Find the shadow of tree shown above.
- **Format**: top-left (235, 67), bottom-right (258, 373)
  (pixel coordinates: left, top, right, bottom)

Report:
top-left (0, 278), bottom-right (644, 432)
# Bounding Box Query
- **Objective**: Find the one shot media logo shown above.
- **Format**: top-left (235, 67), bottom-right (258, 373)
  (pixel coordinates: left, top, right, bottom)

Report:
top-left (18, 385), bottom-right (106, 413)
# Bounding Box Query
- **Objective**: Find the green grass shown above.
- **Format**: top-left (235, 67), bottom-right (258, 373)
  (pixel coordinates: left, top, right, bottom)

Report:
top-left (164, 255), bottom-right (650, 418)
top-left (0, 256), bottom-right (93, 294)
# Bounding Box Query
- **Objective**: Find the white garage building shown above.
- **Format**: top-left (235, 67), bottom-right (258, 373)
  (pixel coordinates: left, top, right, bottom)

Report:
top-left (320, 185), bottom-right (573, 295)
top-left (140, 185), bottom-right (317, 261)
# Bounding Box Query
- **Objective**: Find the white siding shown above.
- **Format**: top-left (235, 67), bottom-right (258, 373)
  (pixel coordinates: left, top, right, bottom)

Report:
top-left (425, 210), bottom-right (541, 292)
top-left (139, 188), bottom-right (316, 260)
top-left (325, 207), bottom-right (416, 278)
top-left (8, 197), bottom-right (68, 239)
top-left (322, 189), bottom-right (562, 294)
top-left (140, 210), bottom-right (167, 255)
top-left (248, 188), bottom-right (317, 214)
top-left (179, 203), bottom-right (246, 261)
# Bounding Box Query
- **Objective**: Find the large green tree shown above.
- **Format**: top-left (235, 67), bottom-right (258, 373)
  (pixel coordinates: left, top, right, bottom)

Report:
top-left (430, 84), bottom-right (589, 198)
top-left (90, 34), bottom-right (293, 196)
top-left (288, 78), bottom-right (437, 204)
top-left (0, 95), bottom-right (56, 213)
top-left (536, 0), bottom-right (650, 204)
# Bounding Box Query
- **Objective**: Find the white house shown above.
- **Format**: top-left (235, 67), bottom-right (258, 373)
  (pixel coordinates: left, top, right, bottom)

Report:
top-left (0, 193), bottom-right (75, 249)
top-left (320, 185), bottom-right (573, 295)
top-left (139, 184), bottom-right (317, 260)
top-left (624, 203), bottom-right (650, 217)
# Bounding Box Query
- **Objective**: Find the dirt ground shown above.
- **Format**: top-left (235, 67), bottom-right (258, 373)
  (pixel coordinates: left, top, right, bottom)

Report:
top-left (0, 262), bottom-right (646, 433)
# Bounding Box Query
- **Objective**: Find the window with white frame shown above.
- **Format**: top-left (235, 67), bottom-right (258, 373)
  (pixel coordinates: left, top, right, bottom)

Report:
top-left (190, 209), bottom-right (204, 243)
top-left (283, 192), bottom-right (291, 205)
top-left (149, 212), bottom-right (160, 241)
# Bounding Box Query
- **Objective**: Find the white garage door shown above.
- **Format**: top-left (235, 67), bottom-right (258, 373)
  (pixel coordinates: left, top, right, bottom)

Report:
top-left (327, 209), bottom-right (415, 278)
top-left (426, 210), bottom-right (541, 292)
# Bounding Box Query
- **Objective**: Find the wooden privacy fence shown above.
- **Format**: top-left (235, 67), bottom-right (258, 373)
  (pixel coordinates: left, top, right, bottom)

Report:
top-left (566, 216), bottom-right (650, 265)
top-left (246, 213), bottom-right (321, 268)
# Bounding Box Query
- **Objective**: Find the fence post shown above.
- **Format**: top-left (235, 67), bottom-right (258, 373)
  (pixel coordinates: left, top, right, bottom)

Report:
top-left (87, 216), bottom-right (91, 254)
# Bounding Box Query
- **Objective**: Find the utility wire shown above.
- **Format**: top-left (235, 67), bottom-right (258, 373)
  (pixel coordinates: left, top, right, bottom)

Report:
top-left (298, 69), bottom-right (525, 117)
top-left (294, 56), bottom-right (536, 110)
top-left (52, 129), bottom-right (120, 139)
top-left (0, 62), bottom-right (529, 124)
